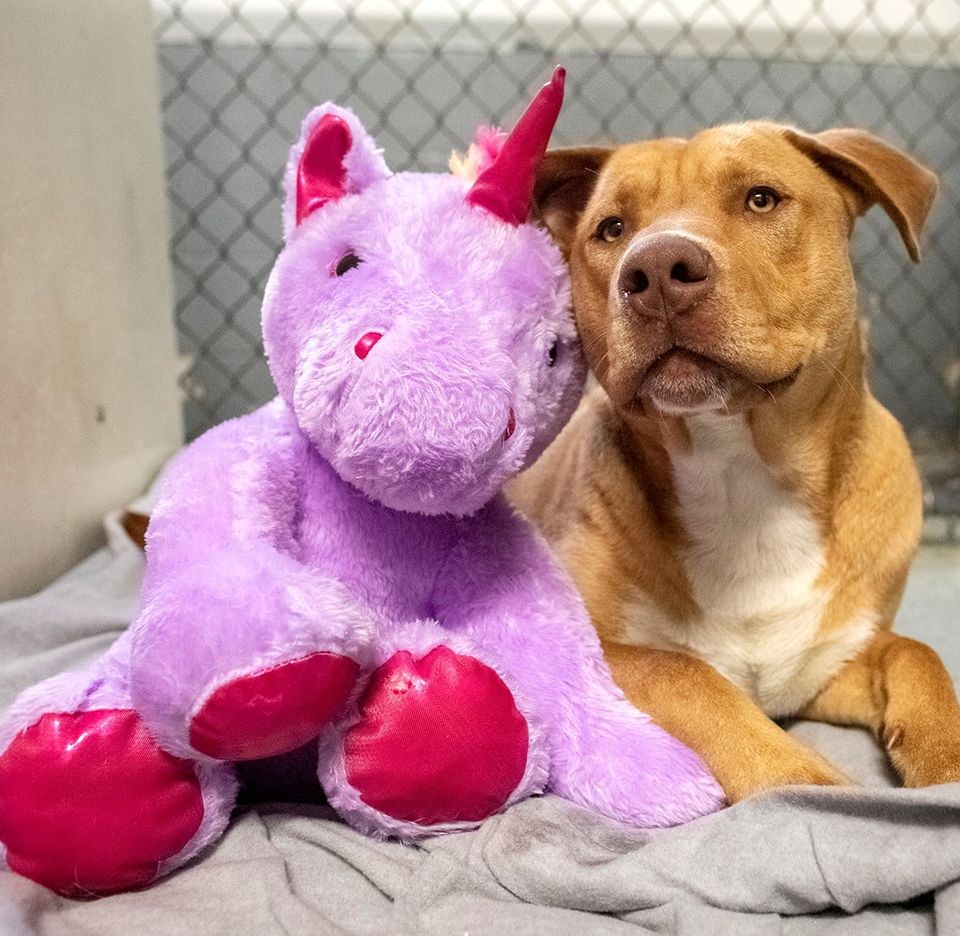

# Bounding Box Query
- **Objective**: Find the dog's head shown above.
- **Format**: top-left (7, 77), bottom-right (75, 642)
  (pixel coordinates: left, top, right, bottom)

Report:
top-left (535, 123), bottom-right (938, 416)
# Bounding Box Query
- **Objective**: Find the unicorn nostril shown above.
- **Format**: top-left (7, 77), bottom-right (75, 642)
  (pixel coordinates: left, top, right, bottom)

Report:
top-left (502, 408), bottom-right (516, 442)
top-left (354, 331), bottom-right (383, 359)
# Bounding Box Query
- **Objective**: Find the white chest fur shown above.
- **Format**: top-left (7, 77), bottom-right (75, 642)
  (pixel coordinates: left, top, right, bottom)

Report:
top-left (623, 414), bottom-right (874, 717)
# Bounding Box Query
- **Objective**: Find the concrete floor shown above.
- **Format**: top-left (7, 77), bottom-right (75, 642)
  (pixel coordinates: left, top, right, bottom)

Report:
top-left (897, 545), bottom-right (960, 686)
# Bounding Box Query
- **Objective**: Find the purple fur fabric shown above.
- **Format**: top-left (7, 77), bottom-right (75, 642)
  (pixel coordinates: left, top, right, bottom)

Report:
top-left (0, 98), bottom-right (723, 894)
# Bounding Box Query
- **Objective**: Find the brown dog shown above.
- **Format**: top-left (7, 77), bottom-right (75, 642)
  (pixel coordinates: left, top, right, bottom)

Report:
top-left (508, 123), bottom-right (960, 801)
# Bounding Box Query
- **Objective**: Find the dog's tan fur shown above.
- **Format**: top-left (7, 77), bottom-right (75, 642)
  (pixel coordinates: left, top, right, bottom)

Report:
top-left (509, 122), bottom-right (960, 801)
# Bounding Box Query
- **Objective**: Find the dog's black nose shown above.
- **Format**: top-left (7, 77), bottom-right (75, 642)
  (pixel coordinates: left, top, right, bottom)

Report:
top-left (618, 234), bottom-right (715, 320)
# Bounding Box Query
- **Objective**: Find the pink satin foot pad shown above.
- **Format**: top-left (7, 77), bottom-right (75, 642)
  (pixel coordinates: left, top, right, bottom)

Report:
top-left (344, 647), bottom-right (529, 825)
top-left (189, 651), bottom-right (359, 760)
top-left (0, 709), bottom-right (203, 897)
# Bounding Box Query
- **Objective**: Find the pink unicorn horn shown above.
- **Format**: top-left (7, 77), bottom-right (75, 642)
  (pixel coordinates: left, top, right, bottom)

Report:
top-left (466, 66), bottom-right (566, 226)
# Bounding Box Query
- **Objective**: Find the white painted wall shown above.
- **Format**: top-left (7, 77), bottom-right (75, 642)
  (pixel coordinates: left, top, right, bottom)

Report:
top-left (0, 0), bottom-right (182, 600)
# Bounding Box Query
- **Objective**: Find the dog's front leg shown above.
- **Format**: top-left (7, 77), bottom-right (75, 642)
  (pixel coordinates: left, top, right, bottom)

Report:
top-left (801, 631), bottom-right (960, 787)
top-left (604, 642), bottom-right (849, 802)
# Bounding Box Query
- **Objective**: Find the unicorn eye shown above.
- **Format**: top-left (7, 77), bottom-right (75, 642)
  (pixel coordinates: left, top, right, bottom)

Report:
top-left (334, 252), bottom-right (362, 276)
top-left (547, 338), bottom-right (559, 367)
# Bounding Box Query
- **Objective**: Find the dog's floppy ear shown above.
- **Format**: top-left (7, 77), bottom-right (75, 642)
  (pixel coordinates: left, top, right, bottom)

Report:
top-left (783, 127), bottom-right (938, 262)
top-left (533, 147), bottom-right (612, 251)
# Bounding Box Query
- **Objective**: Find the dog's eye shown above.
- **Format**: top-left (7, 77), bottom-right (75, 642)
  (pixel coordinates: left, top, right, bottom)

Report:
top-left (334, 252), bottom-right (362, 276)
top-left (745, 187), bottom-right (781, 214)
top-left (596, 217), bottom-right (624, 242)
top-left (547, 338), bottom-right (559, 367)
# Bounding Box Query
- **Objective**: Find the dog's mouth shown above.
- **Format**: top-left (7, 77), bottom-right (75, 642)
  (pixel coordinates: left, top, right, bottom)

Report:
top-left (636, 348), bottom-right (801, 415)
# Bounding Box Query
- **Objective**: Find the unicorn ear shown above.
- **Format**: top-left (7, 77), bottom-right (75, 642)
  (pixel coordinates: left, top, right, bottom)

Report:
top-left (282, 104), bottom-right (391, 240)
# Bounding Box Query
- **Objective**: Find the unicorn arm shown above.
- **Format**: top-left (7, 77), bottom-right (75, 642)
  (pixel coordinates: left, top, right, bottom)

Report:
top-left (430, 496), bottom-right (625, 725)
top-left (141, 399), bottom-right (305, 578)
top-left (127, 399), bottom-right (374, 760)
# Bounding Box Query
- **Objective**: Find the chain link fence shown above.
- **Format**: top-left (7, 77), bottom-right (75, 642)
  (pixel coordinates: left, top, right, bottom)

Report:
top-left (152, 0), bottom-right (960, 536)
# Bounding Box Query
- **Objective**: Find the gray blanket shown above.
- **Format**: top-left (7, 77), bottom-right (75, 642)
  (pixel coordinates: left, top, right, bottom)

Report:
top-left (2, 513), bottom-right (959, 935)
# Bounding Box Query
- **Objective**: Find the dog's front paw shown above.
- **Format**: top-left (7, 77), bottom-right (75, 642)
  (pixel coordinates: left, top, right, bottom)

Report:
top-left (886, 721), bottom-right (960, 788)
top-left (723, 742), bottom-right (849, 803)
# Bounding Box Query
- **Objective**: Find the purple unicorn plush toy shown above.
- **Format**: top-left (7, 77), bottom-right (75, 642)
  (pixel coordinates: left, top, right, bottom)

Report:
top-left (0, 69), bottom-right (722, 897)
